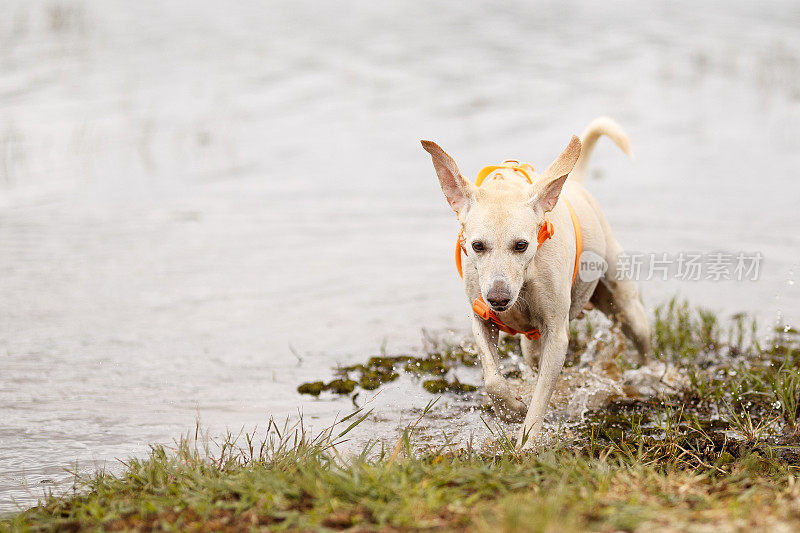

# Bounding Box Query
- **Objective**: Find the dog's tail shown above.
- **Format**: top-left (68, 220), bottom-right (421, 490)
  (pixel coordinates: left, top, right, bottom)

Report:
top-left (569, 117), bottom-right (632, 183)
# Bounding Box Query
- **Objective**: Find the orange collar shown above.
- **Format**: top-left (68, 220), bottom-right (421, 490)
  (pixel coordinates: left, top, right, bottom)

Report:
top-left (455, 164), bottom-right (583, 340)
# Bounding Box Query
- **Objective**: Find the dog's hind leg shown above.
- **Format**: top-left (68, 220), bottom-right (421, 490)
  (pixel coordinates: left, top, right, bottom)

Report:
top-left (472, 317), bottom-right (528, 422)
top-left (521, 336), bottom-right (542, 369)
top-left (591, 276), bottom-right (651, 365)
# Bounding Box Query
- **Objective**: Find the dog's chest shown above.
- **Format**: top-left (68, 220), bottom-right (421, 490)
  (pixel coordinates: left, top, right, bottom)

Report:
top-left (494, 304), bottom-right (542, 333)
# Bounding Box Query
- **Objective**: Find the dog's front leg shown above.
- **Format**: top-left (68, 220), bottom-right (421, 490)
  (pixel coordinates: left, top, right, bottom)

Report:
top-left (471, 317), bottom-right (528, 422)
top-left (516, 317), bottom-right (569, 448)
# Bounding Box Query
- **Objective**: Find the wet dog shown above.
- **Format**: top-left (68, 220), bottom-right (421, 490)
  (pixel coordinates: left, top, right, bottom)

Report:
top-left (422, 118), bottom-right (650, 448)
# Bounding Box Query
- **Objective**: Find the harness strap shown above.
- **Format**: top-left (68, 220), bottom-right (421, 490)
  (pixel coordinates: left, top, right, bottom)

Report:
top-left (455, 194), bottom-right (583, 340)
top-left (564, 199), bottom-right (583, 285)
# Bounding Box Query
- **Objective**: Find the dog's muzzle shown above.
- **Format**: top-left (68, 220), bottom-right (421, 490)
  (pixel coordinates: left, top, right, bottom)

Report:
top-left (486, 281), bottom-right (512, 311)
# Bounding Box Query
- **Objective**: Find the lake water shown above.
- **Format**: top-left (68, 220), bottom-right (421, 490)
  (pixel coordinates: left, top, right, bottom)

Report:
top-left (1, 0), bottom-right (799, 511)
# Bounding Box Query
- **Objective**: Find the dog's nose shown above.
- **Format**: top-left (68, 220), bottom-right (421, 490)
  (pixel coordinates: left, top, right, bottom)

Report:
top-left (486, 282), bottom-right (512, 309)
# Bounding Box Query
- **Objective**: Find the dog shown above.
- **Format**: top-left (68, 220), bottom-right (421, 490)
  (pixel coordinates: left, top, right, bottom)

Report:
top-left (421, 117), bottom-right (651, 448)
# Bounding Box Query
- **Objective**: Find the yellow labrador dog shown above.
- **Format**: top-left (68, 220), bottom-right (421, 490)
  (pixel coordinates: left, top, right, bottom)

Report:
top-left (422, 118), bottom-right (650, 448)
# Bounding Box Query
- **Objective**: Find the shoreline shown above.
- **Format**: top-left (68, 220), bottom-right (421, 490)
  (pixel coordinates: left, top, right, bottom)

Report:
top-left (4, 300), bottom-right (800, 530)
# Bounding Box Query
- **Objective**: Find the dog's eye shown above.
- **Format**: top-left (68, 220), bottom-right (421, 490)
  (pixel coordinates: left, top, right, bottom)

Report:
top-left (514, 240), bottom-right (529, 252)
top-left (472, 241), bottom-right (485, 253)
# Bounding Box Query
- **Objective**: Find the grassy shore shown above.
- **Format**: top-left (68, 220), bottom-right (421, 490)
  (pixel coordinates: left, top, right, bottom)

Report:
top-left (4, 300), bottom-right (800, 531)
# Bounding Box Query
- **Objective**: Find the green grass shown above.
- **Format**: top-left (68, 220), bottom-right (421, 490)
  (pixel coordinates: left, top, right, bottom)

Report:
top-left (4, 299), bottom-right (800, 532)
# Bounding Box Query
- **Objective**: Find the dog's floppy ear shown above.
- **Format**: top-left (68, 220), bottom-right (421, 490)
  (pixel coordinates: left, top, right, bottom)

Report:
top-left (532, 136), bottom-right (582, 213)
top-left (421, 140), bottom-right (474, 218)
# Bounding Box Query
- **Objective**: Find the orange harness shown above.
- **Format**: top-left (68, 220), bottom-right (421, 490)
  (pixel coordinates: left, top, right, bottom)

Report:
top-left (455, 162), bottom-right (583, 340)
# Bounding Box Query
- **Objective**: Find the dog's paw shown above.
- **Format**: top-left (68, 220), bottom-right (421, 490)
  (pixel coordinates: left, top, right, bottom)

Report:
top-left (515, 423), bottom-right (547, 452)
top-left (492, 401), bottom-right (527, 423)
top-left (486, 379), bottom-right (528, 422)
top-left (516, 431), bottom-right (542, 452)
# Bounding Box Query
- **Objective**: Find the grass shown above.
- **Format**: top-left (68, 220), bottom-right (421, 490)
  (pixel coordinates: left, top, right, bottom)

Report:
top-left (4, 299), bottom-right (800, 531)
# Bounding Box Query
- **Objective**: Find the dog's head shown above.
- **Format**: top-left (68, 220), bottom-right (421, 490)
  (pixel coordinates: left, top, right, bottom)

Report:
top-left (422, 136), bottom-right (581, 312)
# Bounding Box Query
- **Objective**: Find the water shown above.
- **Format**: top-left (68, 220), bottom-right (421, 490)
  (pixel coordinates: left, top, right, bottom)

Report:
top-left (2, 0), bottom-right (799, 511)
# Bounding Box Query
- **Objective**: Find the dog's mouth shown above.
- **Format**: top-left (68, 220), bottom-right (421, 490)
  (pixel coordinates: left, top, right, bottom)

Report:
top-left (489, 297), bottom-right (517, 313)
